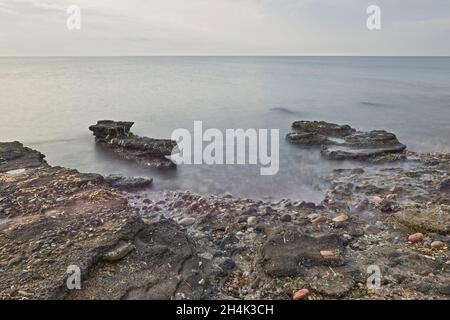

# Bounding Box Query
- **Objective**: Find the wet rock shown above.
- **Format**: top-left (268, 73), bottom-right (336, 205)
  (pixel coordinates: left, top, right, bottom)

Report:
top-left (243, 207), bottom-right (257, 215)
top-left (376, 199), bottom-right (399, 213)
top-left (89, 120), bottom-right (177, 169)
top-left (286, 120), bottom-right (406, 162)
top-left (0, 141), bottom-right (47, 172)
top-left (439, 284), bottom-right (450, 296)
top-left (105, 175), bottom-right (153, 190)
top-left (364, 225), bottom-right (381, 235)
top-left (440, 178), bottom-right (450, 192)
top-left (280, 214), bottom-right (292, 222)
top-left (265, 206), bottom-right (276, 215)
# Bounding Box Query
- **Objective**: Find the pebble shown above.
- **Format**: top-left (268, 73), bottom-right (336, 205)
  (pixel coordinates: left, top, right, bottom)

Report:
top-left (178, 217), bottom-right (196, 226)
top-left (431, 241), bottom-right (446, 249)
top-left (312, 216), bottom-right (327, 224)
top-left (332, 214), bottom-right (349, 222)
top-left (280, 214), bottom-right (292, 222)
top-left (408, 233), bottom-right (424, 243)
top-left (247, 216), bottom-right (258, 226)
top-left (293, 288), bottom-right (309, 300)
top-left (265, 206), bottom-right (276, 214)
top-left (320, 250), bottom-right (334, 257)
top-left (103, 242), bottom-right (135, 262)
top-left (364, 224), bottom-right (380, 235)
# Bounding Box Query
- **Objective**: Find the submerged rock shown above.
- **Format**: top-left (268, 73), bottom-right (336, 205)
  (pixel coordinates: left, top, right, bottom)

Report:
top-left (105, 174), bottom-right (153, 190)
top-left (89, 120), bottom-right (177, 169)
top-left (286, 120), bottom-right (407, 162)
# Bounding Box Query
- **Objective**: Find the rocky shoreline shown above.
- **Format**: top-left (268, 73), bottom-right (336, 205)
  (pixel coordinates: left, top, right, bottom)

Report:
top-left (1, 121), bottom-right (450, 300)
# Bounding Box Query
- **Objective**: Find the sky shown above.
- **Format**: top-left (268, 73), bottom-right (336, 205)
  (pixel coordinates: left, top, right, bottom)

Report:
top-left (0, 0), bottom-right (449, 56)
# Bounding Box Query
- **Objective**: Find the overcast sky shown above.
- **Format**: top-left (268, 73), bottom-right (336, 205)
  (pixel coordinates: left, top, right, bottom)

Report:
top-left (1, 0), bottom-right (449, 56)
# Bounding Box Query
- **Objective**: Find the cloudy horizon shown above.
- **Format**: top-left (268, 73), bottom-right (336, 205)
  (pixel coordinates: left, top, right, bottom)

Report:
top-left (1, 0), bottom-right (449, 56)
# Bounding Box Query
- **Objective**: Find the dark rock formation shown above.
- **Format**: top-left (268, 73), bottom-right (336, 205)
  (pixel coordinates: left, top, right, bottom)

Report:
top-left (105, 174), bottom-right (153, 190)
top-left (261, 229), bottom-right (347, 277)
top-left (1, 143), bottom-right (450, 300)
top-left (89, 120), bottom-right (177, 169)
top-left (0, 149), bottom-right (204, 300)
top-left (287, 120), bottom-right (407, 162)
top-left (0, 141), bottom-right (47, 172)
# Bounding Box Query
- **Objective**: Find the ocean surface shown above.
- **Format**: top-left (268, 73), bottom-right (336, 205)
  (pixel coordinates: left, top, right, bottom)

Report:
top-left (1, 57), bottom-right (450, 201)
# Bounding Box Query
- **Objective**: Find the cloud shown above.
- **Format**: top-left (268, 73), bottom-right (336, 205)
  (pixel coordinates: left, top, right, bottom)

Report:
top-left (0, 0), bottom-right (449, 55)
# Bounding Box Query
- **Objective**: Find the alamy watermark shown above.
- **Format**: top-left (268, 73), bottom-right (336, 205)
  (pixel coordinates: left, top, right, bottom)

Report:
top-left (367, 5), bottom-right (381, 30)
top-left (170, 121), bottom-right (279, 176)
top-left (66, 265), bottom-right (81, 290)
top-left (66, 5), bottom-right (81, 30)
top-left (367, 265), bottom-right (382, 290)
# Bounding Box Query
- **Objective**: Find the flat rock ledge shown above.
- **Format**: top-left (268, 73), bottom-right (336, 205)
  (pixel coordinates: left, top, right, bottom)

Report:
top-left (286, 121), bottom-right (407, 162)
top-left (89, 120), bottom-right (177, 170)
top-left (0, 142), bottom-right (47, 173)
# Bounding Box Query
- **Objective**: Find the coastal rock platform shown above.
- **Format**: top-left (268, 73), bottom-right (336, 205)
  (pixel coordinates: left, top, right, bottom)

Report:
top-left (287, 121), bottom-right (407, 162)
top-left (0, 142), bottom-right (449, 300)
top-left (89, 120), bottom-right (177, 170)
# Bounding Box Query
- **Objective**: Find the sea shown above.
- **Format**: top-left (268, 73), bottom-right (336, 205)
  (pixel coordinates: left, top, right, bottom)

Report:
top-left (1, 57), bottom-right (450, 201)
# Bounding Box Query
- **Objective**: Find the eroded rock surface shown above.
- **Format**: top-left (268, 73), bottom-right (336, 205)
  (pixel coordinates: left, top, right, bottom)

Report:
top-left (89, 120), bottom-right (177, 169)
top-left (287, 121), bottom-right (407, 162)
top-left (0, 142), bottom-right (47, 173)
top-left (1, 143), bottom-right (449, 300)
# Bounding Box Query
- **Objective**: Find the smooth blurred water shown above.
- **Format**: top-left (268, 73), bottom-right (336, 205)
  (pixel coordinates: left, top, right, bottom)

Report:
top-left (1, 57), bottom-right (450, 201)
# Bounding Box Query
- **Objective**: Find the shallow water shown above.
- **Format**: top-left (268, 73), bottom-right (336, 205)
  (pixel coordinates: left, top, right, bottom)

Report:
top-left (1, 57), bottom-right (450, 201)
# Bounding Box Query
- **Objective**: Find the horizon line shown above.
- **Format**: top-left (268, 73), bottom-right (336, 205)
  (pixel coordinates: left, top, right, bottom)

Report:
top-left (1, 55), bottom-right (450, 58)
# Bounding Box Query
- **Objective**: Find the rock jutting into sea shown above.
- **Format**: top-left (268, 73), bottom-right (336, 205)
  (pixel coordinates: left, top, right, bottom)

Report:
top-left (88, 120), bottom-right (177, 169)
top-left (1, 141), bottom-right (449, 300)
top-left (286, 120), bottom-right (407, 162)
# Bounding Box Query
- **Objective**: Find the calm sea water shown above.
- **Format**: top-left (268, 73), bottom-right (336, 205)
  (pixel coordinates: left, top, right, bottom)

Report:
top-left (1, 57), bottom-right (450, 201)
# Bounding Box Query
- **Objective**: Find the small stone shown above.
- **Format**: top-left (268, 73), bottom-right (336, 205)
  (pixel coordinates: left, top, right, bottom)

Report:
top-left (179, 217), bottom-right (196, 226)
top-left (439, 284), bottom-right (450, 296)
top-left (265, 206), bottom-right (276, 214)
top-left (408, 233), bottom-right (424, 243)
top-left (439, 178), bottom-right (450, 192)
top-left (431, 241), bottom-right (446, 249)
top-left (243, 207), bottom-right (257, 215)
top-left (280, 214), bottom-right (292, 222)
top-left (312, 216), bottom-right (327, 224)
top-left (307, 213), bottom-right (320, 220)
top-left (247, 216), bottom-right (257, 226)
top-left (355, 198), bottom-right (369, 211)
top-left (320, 250), bottom-right (334, 257)
top-left (198, 252), bottom-right (214, 260)
top-left (364, 224), bottom-right (380, 235)
top-left (332, 214), bottom-right (349, 222)
top-left (103, 242), bottom-right (135, 262)
top-left (293, 288), bottom-right (309, 300)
